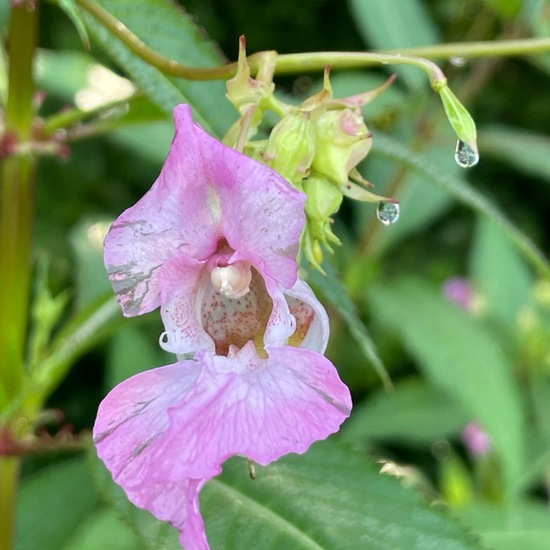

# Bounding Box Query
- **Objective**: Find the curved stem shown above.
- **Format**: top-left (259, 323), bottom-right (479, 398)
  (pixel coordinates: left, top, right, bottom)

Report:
top-left (76, 0), bottom-right (550, 84)
top-left (382, 37), bottom-right (550, 60)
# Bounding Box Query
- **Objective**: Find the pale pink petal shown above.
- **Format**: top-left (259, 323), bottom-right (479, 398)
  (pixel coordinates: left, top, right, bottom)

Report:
top-left (127, 478), bottom-right (210, 550)
top-left (104, 104), bottom-right (305, 316)
top-left (94, 363), bottom-right (212, 549)
top-left (93, 363), bottom-right (200, 489)
top-left (159, 255), bottom-right (215, 355)
top-left (147, 343), bottom-right (351, 481)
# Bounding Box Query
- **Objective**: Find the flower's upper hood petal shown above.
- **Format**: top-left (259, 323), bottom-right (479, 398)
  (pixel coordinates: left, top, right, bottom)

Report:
top-left (104, 104), bottom-right (306, 317)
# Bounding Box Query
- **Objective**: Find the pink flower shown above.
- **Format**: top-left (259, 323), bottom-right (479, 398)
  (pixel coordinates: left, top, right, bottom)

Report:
top-left (95, 105), bottom-right (352, 549)
top-left (462, 421), bottom-right (492, 457)
top-left (442, 277), bottom-right (475, 312)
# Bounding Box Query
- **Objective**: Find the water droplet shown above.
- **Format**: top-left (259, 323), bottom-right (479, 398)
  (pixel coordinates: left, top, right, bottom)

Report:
top-left (376, 201), bottom-right (400, 225)
top-left (454, 140), bottom-right (479, 168)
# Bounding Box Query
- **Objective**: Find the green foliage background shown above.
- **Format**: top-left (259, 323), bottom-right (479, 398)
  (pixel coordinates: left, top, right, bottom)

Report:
top-left (7, 0), bottom-right (550, 548)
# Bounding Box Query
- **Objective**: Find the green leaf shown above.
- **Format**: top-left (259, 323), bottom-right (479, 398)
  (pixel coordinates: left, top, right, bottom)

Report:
top-left (367, 277), bottom-right (525, 495)
top-left (202, 440), bottom-right (481, 549)
top-left (371, 141), bottom-right (458, 254)
top-left (69, 217), bottom-right (113, 309)
top-left (106, 325), bottom-right (170, 390)
top-left (470, 216), bottom-right (533, 330)
top-left (483, 532), bottom-right (550, 550)
top-left (347, 0), bottom-right (441, 91)
top-left (111, 120), bottom-right (173, 164)
top-left (342, 377), bottom-right (469, 446)
top-left (58, 0), bottom-right (91, 49)
top-left (16, 457), bottom-right (101, 550)
top-left (78, 0), bottom-right (236, 136)
top-left (478, 125), bottom-right (550, 183)
top-left (36, 49), bottom-right (96, 101)
top-left (307, 260), bottom-right (391, 389)
top-left (62, 509), bottom-right (144, 550)
top-left (457, 500), bottom-right (550, 550)
top-left (372, 134), bottom-right (550, 279)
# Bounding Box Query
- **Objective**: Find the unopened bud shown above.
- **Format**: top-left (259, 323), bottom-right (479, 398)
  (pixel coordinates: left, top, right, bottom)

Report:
top-left (312, 108), bottom-right (372, 185)
top-left (226, 36), bottom-right (275, 114)
top-left (303, 175), bottom-right (343, 222)
top-left (435, 81), bottom-right (478, 159)
top-left (264, 110), bottom-right (316, 184)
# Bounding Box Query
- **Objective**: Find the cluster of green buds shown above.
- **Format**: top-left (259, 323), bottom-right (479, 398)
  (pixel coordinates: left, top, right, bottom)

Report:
top-left (225, 38), bottom-right (397, 270)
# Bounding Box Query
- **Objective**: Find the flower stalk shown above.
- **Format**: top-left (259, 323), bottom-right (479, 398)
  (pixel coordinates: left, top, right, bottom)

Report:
top-left (76, 0), bottom-right (550, 79)
top-left (0, 2), bottom-right (38, 548)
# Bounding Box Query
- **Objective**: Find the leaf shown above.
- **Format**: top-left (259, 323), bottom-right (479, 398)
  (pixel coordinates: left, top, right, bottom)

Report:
top-left (106, 325), bottom-right (171, 390)
top-left (306, 260), bottom-right (391, 389)
top-left (366, 277), bottom-right (525, 495)
top-left (478, 125), bottom-right (550, 183)
top-left (16, 457), bottom-right (101, 550)
top-left (202, 440), bottom-right (481, 549)
top-left (371, 140), bottom-right (458, 254)
top-left (58, 0), bottom-right (91, 49)
top-left (371, 134), bottom-right (550, 279)
top-left (78, 0), bottom-right (236, 136)
top-left (347, 0), bottom-right (441, 91)
top-left (483, 532), bottom-right (550, 550)
top-left (62, 509), bottom-right (144, 550)
top-left (470, 216), bottom-right (533, 330)
top-left (341, 377), bottom-right (469, 446)
top-left (69, 217), bottom-right (113, 309)
top-left (35, 49), bottom-right (96, 102)
top-left (91, 436), bottom-right (481, 549)
top-left (456, 500), bottom-right (550, 550)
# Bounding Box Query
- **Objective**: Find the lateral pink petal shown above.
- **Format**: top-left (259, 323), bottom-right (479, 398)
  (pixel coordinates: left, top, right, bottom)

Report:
top-left (104, 106), bottom-right (222, 316)
top-left (93, 363), bottom-right (200, 490)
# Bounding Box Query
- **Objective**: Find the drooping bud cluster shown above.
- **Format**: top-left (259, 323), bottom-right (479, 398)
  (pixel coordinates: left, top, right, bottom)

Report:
top-left (225, 41), bottom-right (397, 270)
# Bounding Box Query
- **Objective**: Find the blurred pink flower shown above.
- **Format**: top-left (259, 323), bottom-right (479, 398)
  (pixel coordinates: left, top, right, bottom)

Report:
top-left (95, 104), bottom-right (351, 549)
top-left (462, 421), bottom-right (492, 457)
top-left (443, 277), bottom-right (475, 312)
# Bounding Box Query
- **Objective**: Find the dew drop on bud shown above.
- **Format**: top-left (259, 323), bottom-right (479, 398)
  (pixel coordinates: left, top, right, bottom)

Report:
top-left (376, 201), bottom-right (400, 226)
top-left (454, 139), bottom-right (479, 168)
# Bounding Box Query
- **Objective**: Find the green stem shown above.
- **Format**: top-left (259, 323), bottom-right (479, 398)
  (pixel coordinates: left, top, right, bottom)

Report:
top-left (0, 4), bottom-right (38, 547)
top-left (0, 2), bottom-right (38, 402)
top-left (42, 91), bottom-right (139, 135)
top-left (76, 0), bottom-right (550, 83)
top-left (0, 456), bottom-right (20, 550)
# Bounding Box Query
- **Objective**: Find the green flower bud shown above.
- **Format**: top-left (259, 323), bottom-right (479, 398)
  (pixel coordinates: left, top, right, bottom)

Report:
top-left (435, 81), bottom-right (478, 166)
top-left (264, 110), bottom-right (316, 184)
top-left (301, 175), bottom-right (343, 270)
top-left (311, 108), bottom-right (372, 185)
top-left (303, 174), bottom-right (343, 223)
top-left (226, 36), bottom-right (275, 114)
